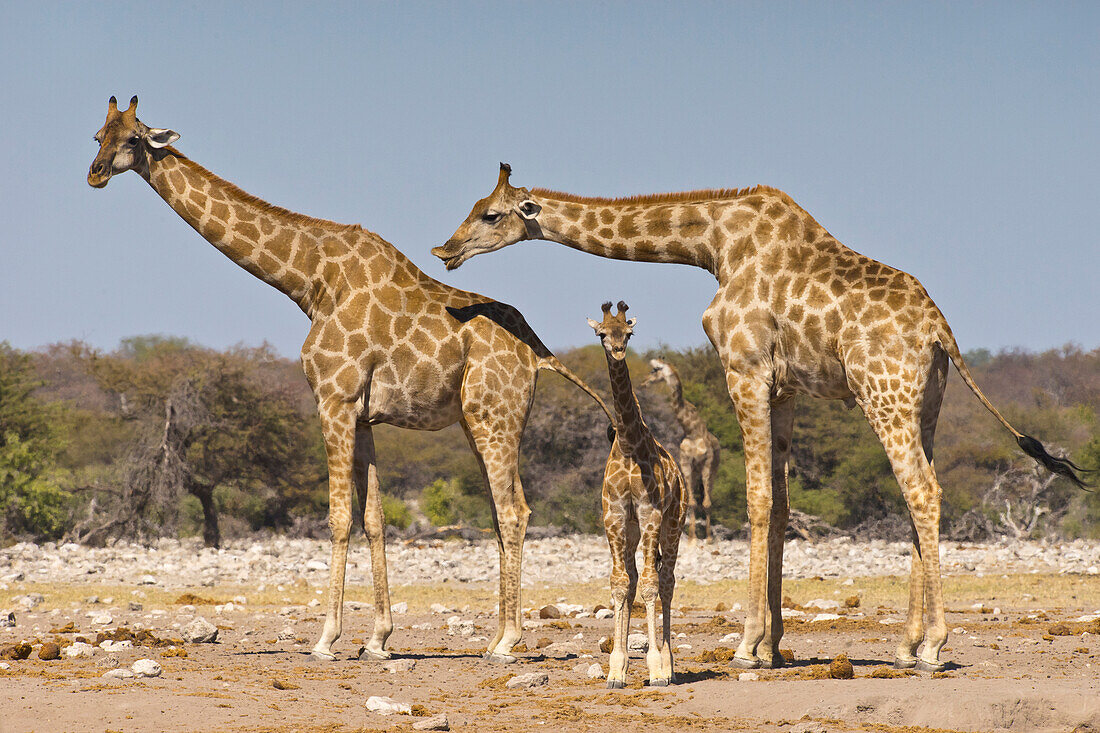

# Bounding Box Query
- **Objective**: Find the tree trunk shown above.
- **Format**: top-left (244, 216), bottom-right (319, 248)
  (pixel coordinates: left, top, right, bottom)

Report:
top-left (190, 483), bottom-right (220, 548)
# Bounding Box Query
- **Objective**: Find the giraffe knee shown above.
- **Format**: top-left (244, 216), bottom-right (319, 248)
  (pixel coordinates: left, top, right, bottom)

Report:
top-left (328, 513), bottom-right (352, 543)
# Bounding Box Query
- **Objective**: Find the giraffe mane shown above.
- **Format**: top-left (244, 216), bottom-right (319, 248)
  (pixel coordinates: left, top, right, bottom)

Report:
top-left (528, 184), bottom-right (790, 207)
top-left (165, 148), bottom-right (363, 233)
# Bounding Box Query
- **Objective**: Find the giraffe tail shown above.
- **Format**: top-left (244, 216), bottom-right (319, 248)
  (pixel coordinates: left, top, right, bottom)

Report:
top-left (936, 325), bottom-right (1093, 489)
top-left (537, 356), bottom-right (617, 442)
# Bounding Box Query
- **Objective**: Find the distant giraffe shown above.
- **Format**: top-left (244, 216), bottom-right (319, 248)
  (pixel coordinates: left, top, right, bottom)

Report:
top-left (87, 99), bottom-right (612, 664)
top-left (589, 302), bottom-right (685, 688)
top-left (642, 358), bottom-right (721, 542)
top-left (434, 163), bottom-right (1089, 671)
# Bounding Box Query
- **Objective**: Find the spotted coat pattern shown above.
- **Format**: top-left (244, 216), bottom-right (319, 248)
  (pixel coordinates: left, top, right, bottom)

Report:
top-left (642, 359), bottom-right (721, 543)
top-left (87, 100), bottom-right (612, 663)
top-left (589, 303), bottom-right (686, 688)
top-left (435, 164), bottom-right (1079, 671)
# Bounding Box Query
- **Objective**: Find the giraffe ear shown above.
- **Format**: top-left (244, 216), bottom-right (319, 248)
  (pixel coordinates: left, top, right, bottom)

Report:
top-left (145, 128), bottom-right (180, 148)
top-left (517, 200), bottom-right (541, 220)
top-left (587, 318), bottom-right (601, 331)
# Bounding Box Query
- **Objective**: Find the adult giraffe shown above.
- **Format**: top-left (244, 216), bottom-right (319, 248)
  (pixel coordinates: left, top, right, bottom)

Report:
top-left (434, 163), bottom-right (1089, 671)
top-left (87, 99), bottom-right (613, 663)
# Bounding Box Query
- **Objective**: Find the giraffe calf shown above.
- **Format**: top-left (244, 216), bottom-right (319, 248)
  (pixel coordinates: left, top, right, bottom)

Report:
top-left (589, 302), bottom-right (687, 688)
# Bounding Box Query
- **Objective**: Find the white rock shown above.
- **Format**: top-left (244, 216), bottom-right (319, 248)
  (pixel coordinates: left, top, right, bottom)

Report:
top-left (1075, 614), bottom-right (1100, 623)
top-left (382, 658), bottom-right (416, 673)
top-left (182, 616), bottom-right (218, 643)
top-left (100, 640), bottom-right (133, 652)
top-left (65, 642), bottom-right (96, 658)
top-left (306, 560), bottom-right (328, 572)
top-left (811, 613), bottom-right (841, 622)
top-left (412, 713), bottom-right (450, 731)
top-left (804, 599), bottom-right (841, 610)
top-left (430, 603), bottom-right (451, 614)
top-left (0, 610), bottom-right (14, 627)
top-left (586, 663), bottom-right (604, 679)
top-left (233, 596), bottom-right (248, 605)
top-left (139, 575), bottom-right (157, 585)
top-left (738, 672), bottom-right (760, 681)
top-left (627, 633), bottom-right (649, 652)
top-left (2, 571), bottom-right (24, 582)
top-left (719, 632), bottom-right (741, 644)
top-left (391, 601), bottom-right (408, 614)
top-left (0, 662), bottom-right (10, 670)
top-left (131, 659), bottom-right (162, 677)
top-left (595, 608), bottom-right (614, 619)
top-left (91, 613), bottom-right (113, 625)
top-left (277, 627), bottom-right (296, 641)
top-left (365, 695), bottom-right (411, 715)
top-left (506, 671), bottom-right (549, 689)
top-left (103, 667), bottom-right (134, 679)
top-left (307, 599), bottom-right (321, 608)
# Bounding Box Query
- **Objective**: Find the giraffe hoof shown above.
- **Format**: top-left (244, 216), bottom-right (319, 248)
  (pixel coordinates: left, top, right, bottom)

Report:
top-left (893, 657), bottom-right (917, 670)
top-left (730, 656), bottom-right (761, 669)
top-left (484, 652), bottom-right (519, 665)
top-left (310, 648), bottom-right (337, 662)
top-left (915, 659), bottom-right (946, 673)
top-left (357, 647), bottom-right (391, 661)
top-left (759, 656), bottom-right (785, 669)
top-left (606, 679), bottom-right (625, 689)
top-left (649, 677), bottom-right (670, 687)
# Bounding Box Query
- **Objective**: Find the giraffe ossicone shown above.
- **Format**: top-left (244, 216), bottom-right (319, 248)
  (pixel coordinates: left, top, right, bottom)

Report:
top-left (87, 98), bottom-right (614, 664)
top-left (437, 163), bottom-right (1092, 671)
top-left (590, 301), bottom-right (685, 688)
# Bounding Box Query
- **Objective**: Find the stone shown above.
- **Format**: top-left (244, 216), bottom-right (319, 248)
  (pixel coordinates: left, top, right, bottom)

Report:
top-left (128, 602), bottom-right (143, 612)
top-left (506, 672), bottom-right (549, 689)
top-left (100, 640), bottom-right (133, 652)
top-left (65, 642), bottom-right (96, 658)
top-left (586, 663), bottom-right (604, 679)
top-left (2, 571), bottom-right (24, 582)
top-left (139, 575), bottom-right (158, 585)
top-left (306, 560), bottom-right (327, 571)
top-left (277, 627), bottom-right (296, 641)
top-left (18, 593), bottom-right (44, 610)
top-left (382, 658), bottom-right (417, 674)
top-left (91, 613), bottom-right (113, 626)
top-left (805, 599), bottom-right (841, 610)
top-left (430, 603), bottom-right (451, 614)
top-left (1, 642), bottom-right (32, 660)
top-left (627, 633), bottom-right (648, 652)
top-left (829, 654), bottom-right (854, 679)
top-left (132, 659), bottom-right (163, 677)
top-left (811, 613), bottom-right (841, 622)
top-left (307, 599), bottom-right (321, 608)
top-left (38, 642), bottom-right (61, 660)
top-left (538, 604), bottom-right (561, 619)
top-left (719, 632), bottom-right (741, 643)
top-left (182, 616), bottom-right (218, 643)
top-left (1, 610), bottom-right (15, 627)
top-left (738, 672), bottom-right (759, 681)
top-left (595, 608), bottom-right (613, 619)
top-left (412, 713), bottom-right (450, 731)
top-left (103, 667), bottom-right (134, 679)
top-left (391, 601), bottom-right (408, 614)
top-left (366, 696), bottom-right (411, 715)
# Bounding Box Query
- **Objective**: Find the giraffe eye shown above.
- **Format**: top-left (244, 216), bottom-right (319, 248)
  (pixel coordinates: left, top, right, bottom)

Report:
top-left (483, 212), bottom-right (503, 224)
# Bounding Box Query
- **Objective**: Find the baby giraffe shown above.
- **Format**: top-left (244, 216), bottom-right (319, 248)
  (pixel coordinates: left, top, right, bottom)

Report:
top-left (589, 302), bottom-right (687, 688)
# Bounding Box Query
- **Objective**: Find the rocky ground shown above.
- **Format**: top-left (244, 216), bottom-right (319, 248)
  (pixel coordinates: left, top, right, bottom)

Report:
top-left (2, 535), bottom-right (1099, 732)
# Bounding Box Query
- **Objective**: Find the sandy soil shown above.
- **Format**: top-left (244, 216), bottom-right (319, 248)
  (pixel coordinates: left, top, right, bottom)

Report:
top-left (2, 556), bottom-right (1099, 733)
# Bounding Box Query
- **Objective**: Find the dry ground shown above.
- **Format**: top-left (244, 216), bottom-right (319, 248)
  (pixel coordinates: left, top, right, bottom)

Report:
top-left (2, 573), bottom-right (1099, 733)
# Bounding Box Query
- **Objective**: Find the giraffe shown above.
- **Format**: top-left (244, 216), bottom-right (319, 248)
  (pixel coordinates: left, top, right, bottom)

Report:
top-left (589, 302), bottom-right (685, 688)
top-left (434, 163), bottom-right (1090, 671)
top-left (641, 358), bottom-right (721, 543)
top-left (87, 98), bottom-right (614, 664)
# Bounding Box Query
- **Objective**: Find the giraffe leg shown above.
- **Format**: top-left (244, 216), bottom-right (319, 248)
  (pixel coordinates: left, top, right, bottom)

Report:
top-left (311, 401), bottom-right (359, 661)
top-left (760, 399), bottom-right (793, 669)
top-left (605, 490), bottom-right (635, 689)
top-left (638, 504), bottom-right (664, 686)
top-left (679, 446), bottom-right (698, 544)
top-left (862, 358), bottom-right (948, 672)
top-left (728, 374), bottom-right (774, 669)
top-left (355, 426), bottom-right (393, 660)
top-left (461, 414), bottom-right (531, 663)
top-left (701, 446), bottom-right (718, 544)
top-left (656, 486), bottom-right (683, 684)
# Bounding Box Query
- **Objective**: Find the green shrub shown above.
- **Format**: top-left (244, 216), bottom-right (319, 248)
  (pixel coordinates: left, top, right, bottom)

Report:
top-left (381, 494), bottom-right (412, 530)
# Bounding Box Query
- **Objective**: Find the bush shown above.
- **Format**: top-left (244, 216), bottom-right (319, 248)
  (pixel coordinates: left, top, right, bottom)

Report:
top-left (381, 494), bottom-right (412, 530)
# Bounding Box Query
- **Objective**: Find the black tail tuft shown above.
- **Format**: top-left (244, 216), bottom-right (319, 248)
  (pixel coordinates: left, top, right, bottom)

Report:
top-left (606, 423), bottom-right (616, 443)
top-left (1016, 434), bottom-right (1093, 490)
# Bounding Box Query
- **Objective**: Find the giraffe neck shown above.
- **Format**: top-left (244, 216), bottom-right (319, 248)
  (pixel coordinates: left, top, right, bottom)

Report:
top-left (662, 371), bottom-right (696, 432)
top-left (605, 355), bottom-right (650, 453)
top-left (528, 192), bottom-right (719, 273)
top-left (141, 148), bottom-right (342, 315)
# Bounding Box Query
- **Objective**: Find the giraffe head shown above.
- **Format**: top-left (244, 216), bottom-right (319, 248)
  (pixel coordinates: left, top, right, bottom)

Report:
top-left (88, 96), bottom-right (179, 188)
top-left (588, 301), bottom-right (636, 362)
top-left (432, 163), bottom-right (542, 270)
top-left (641, 358), bottom-right (675, 388)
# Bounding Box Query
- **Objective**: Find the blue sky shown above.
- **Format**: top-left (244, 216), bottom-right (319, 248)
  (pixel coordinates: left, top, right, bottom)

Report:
top-left (2, 2), bottom-right (1097, 358)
